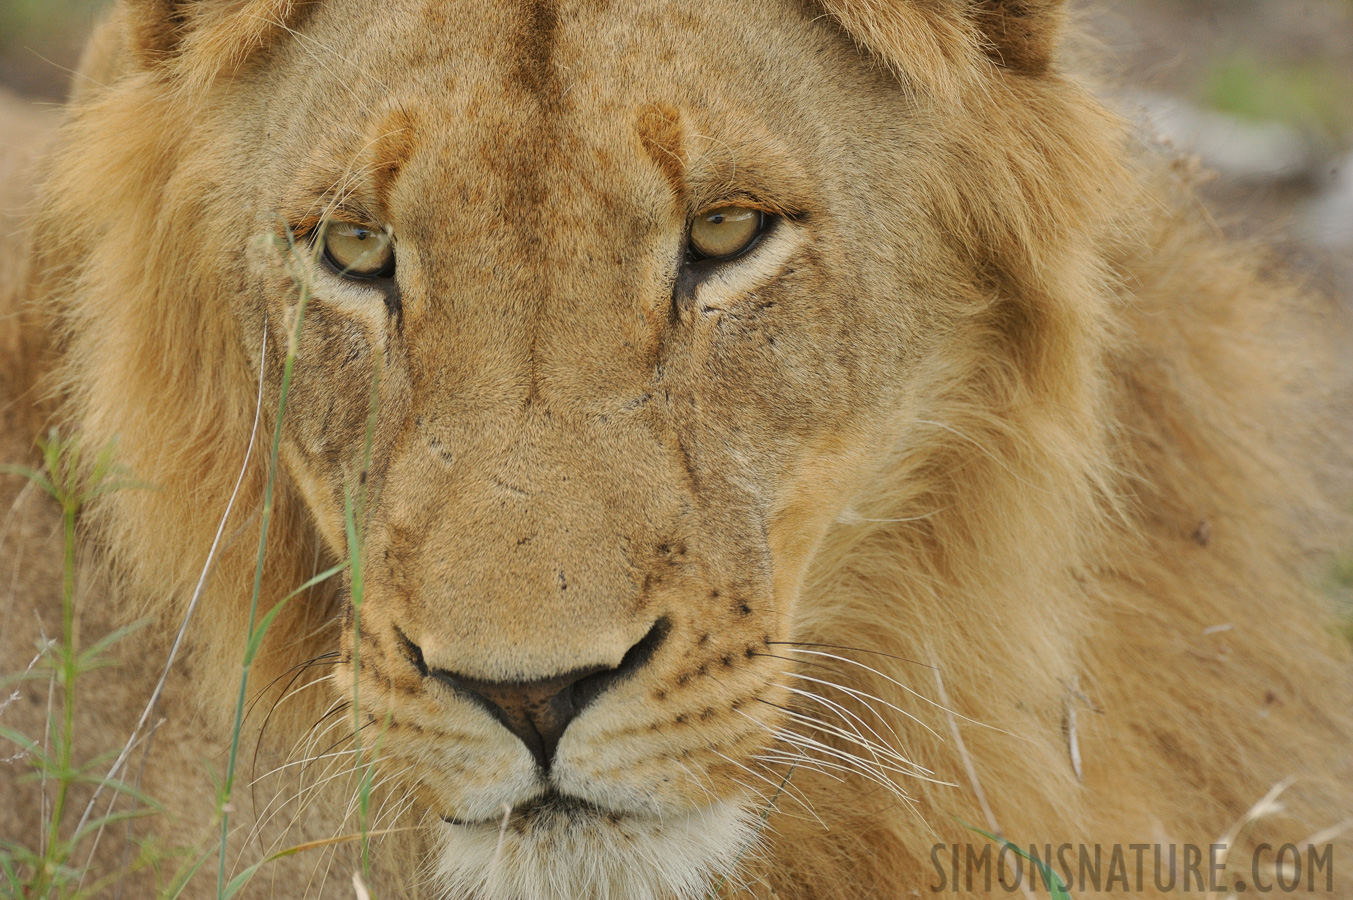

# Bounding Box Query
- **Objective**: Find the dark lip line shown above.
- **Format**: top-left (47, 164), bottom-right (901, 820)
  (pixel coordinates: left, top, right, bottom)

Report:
top-left (440, 789), bottom-right (620, 828)
top-left (440, 814), bottom-right (501, 827)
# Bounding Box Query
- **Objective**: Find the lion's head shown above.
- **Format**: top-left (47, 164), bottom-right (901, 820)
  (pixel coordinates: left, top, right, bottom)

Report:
top-left (40, 0), bottom-right (1349, 897)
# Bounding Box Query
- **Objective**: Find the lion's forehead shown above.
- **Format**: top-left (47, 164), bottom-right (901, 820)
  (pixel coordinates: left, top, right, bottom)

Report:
top-left (272, 0), bottom-right (847, 167)
top-left (334, 0), bottom-right (810, 89)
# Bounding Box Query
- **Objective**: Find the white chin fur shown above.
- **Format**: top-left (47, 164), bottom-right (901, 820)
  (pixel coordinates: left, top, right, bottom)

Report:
top-left (431, 799), bottom-right (757, 900)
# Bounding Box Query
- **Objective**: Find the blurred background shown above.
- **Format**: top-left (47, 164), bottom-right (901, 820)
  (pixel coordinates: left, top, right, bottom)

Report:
top-left (1093, 0), bottom-right (1353, 300)
top-left (1, 0), bottom-right (103, 100)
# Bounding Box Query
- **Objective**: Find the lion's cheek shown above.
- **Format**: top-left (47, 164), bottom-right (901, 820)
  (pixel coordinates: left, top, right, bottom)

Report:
top-left (767, 430), bottom-right (886, 590)
top-left (264, 301), bottom-right (412, 550)
top-left (279, 442), bottom-right (349, 552)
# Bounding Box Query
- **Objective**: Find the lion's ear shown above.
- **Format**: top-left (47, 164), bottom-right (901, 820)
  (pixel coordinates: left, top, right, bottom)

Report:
top-left (967, 0), bottom-right (1066, 73)
top-left (119, 0), bottom-right (302, 75)
top-left (819, 0), bottom-right (1067, 80)
top-left (123, 0), bottom-right (189, 61)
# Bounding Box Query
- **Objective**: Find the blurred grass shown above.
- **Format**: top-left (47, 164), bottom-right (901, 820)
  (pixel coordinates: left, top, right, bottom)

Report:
top-left (1203, 52), bottom-right (1353, 151)
top-left (0, 0), bottom-right (110, 100)
top-left (1331, 555), bottom-right (1353, 644)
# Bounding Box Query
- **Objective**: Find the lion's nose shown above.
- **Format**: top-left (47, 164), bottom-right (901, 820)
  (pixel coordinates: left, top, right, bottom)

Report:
top-left (408, 618), bottom-right (669, 771)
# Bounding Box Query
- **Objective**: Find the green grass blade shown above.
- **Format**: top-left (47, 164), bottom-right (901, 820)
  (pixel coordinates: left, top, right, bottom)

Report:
top-left (962, 822), bottom-right (1074, 900)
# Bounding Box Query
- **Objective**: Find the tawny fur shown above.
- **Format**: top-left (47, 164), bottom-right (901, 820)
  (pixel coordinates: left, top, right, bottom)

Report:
top-left (1, 0), bottom-right (1351, 897)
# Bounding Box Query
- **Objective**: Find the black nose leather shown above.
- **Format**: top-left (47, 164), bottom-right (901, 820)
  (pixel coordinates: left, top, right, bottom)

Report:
top-left (417, 618), bottom-right (670, 771)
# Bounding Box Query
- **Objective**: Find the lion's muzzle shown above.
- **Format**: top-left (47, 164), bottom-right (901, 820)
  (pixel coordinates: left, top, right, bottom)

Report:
top-left (398, 617), bottom-right (671, 770)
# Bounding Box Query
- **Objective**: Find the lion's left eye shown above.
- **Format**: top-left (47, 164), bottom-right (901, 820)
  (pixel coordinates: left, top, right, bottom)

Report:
top-left (687, 206), bottom-right (766, 261)
top-left (323, 221), bottom-right (395, 279)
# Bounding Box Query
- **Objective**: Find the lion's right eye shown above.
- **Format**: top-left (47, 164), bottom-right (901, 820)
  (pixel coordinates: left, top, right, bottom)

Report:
top-left (687, 206), bottom-right (766, 262)
top-left (323, 221), bottom-right (396, 279)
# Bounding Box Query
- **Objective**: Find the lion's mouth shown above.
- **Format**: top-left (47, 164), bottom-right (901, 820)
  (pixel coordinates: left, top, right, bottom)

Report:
top-left (440, 788), bottom-right (626, 830)
top-left (431, 788), bottom-right (756, 900)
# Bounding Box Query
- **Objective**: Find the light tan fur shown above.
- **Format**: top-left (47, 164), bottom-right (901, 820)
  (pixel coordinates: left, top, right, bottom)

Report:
top-left (2, 1), bottom-right (1351, 897)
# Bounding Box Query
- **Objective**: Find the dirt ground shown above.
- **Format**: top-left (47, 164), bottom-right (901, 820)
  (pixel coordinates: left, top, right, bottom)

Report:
top-left (1, 0), bottom-right (1350, 294)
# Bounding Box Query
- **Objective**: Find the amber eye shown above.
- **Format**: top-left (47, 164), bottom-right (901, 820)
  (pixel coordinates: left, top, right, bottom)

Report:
top-left (323, 221), bottom-right (395, 278)
top-left (688, 206), bottom-right (765, 261)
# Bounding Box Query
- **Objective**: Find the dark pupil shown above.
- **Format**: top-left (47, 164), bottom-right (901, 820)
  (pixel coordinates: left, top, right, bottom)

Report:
top-left (354, 229), bottom-right (370, 241)
top-left (709, 214), bottom-right (725, 225)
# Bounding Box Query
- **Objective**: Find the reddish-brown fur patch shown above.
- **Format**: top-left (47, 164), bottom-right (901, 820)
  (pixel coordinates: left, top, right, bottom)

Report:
top-left (636, 102), bottom-right (686, 198)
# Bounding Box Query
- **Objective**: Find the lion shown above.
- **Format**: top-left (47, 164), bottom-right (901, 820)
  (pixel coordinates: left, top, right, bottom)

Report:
top-left (2, 0), bottom-right (1352, 897)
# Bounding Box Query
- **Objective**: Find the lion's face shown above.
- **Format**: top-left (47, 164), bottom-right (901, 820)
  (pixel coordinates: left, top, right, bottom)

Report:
top-left (216, 0), bottom-right (968, 893)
